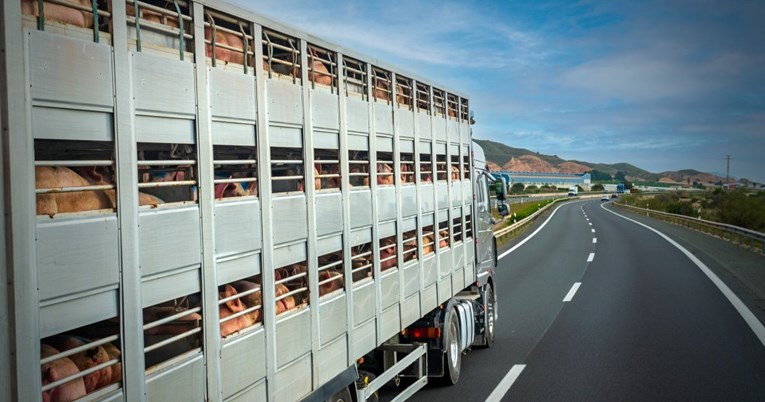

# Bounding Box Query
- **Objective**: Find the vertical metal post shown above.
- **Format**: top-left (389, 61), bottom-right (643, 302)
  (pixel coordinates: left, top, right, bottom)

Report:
top-left (336, 52), bottom-right (356, 370)
top-left (192, 3), bottom-right (222, 400)
top-left (172, 0), bottom-right (184, 61)
top-left (36, 0), bottom-right (44, 30)
top-left (91, 1), bottom-right (99, 43)
top-left (5, 0), bottom-right (41, 399)
top-left (253, 22), bottom-right (278, 400)
top-left (111, 1), bottom-right (147, 399)
top-left (300, 37), bottom-right (321, 390)
top-left (367, 64), bottom-right (383, 344)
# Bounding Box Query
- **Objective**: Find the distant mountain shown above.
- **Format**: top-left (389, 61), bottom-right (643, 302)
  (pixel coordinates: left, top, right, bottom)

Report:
top-left (474, 139), bottom-right (729, 185)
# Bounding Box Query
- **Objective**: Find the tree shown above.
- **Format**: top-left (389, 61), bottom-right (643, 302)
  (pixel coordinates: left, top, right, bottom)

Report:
top-left (615, 171), bottom-right (627, 182)
top-left (511, 182), bottom-right (525, 193)
top-left (588, 170), bottom-right (612, 181)
top-left (591, 184), bottom-right (604, 191)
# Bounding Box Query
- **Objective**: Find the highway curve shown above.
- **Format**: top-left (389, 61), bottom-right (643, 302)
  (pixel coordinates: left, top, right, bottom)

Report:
top-left (408, 199), bottom-right (765, 402)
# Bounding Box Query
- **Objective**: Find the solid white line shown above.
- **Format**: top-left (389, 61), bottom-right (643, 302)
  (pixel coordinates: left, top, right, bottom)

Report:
top-left (587, 252), bottom-right (595, 262)
top-left (601, 203), bottom-right (765, 347)
top-left (563, 282), bottom-right (582, 302)
top-left (498, 202), bottom-right (568, 260)
top-left (485, 364), bottom-right (527, 402)
top-left (593, 238), bottom-right (597, 243)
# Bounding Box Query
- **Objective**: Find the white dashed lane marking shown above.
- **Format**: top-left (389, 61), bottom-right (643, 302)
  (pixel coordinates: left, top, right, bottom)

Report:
top-left (587, 252), bottom-right (595, 262)
top-left (563, 282), bottom-right (582, 302)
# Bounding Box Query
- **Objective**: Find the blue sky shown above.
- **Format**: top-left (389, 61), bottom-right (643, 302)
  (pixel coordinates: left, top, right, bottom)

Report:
top-left (240, 0), bottom-right (765, 183)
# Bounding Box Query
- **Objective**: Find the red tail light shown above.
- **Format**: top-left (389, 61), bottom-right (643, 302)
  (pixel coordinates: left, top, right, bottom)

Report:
top-left (406, 327), bottom-right (441, 339)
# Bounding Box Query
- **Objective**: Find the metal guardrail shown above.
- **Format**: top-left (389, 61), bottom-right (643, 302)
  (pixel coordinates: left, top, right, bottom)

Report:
top-left (494, 197), bottom-right (568, 238)
top-left (615, 203), bottom-right (765, 255)
top-left (493, 194), bottom-right (609, 238)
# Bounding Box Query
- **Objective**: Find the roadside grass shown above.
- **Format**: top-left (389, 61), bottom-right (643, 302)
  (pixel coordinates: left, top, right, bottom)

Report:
top-left (493, 198), bottom-right (557, 246)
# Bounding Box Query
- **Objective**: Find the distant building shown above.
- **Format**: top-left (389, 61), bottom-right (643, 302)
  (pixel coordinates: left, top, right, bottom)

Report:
top-left (494, 171), bottom-right (591, 191)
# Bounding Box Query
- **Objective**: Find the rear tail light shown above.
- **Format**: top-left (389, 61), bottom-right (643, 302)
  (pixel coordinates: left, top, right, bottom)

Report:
top-left (405, 327), bottom-right (441, 340)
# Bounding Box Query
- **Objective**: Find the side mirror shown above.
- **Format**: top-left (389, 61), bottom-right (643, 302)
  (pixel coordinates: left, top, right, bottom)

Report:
top-left (494, 178), bottom-right (508, 201)
top-left (497, 202), bottom-right (509, 217)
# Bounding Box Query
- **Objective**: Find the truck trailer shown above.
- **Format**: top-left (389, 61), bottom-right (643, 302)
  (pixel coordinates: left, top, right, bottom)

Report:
top-left (1, 1), bottom-right (501, 401)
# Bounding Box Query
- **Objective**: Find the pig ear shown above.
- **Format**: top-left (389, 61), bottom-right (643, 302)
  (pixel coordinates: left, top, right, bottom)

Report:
top-left (81, 166), bottom-right (103, 183)
top-left (224, 285), bottom-right (245, 312)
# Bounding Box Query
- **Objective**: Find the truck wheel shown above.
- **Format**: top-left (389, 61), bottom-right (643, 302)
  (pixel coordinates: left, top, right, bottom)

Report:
top-left (442, 309), bottom-right (462, 385)
top-left (482, 285), bottom-right (497, 348)
top-left (326, 386), bottom-right (353, 402)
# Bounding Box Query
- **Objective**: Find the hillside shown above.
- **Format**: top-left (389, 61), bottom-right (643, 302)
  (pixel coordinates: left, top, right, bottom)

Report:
top-left (474, 139), bottom-right (727, 185)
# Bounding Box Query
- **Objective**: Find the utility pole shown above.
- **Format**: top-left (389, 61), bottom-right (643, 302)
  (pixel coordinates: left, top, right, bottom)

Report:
top-left (725, 155), bottom-right (732, 185)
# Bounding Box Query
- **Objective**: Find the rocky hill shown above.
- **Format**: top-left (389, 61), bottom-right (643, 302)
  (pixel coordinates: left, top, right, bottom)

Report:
top-left (474, 139), bottom-right (729, 185)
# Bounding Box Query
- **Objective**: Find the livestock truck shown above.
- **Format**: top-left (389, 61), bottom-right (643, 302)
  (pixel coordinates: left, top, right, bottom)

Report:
top-left (0, 1), bottom-right (502, 401)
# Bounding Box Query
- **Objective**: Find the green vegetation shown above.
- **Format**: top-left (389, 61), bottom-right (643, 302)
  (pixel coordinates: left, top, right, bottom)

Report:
top-left (619, 190), bottom-right (765, 231)
top-left (510, 182), bottom-right (525, 193)
top-left (588, 169), bottom-right (613, 181)
top-left (493, 199), bottom-right (557, 224)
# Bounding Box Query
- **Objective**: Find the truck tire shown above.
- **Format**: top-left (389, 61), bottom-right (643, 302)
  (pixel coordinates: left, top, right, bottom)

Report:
top-left (326, 386), bottom-right (353, 402)
top-left (482, 284), bottom-right (497, 348)
top-left (441, 309), bottom-right (462, 385)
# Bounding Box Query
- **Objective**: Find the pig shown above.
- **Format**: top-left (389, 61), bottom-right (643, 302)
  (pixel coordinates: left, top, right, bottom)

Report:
top-left (22, 0), bottom-right (94, 28)
top-left (41, 344), bottom-right (87, 402)
top-left (101, 342), bottom-right (122, 385)
top-left (36, 166), bottom-right (164, 216)
top-left (377, 163), bottom-right (394, 185)
top-left (218, 284), bottom-right (257, 337)
top-left (77, 166), bottom-right (164, 207)
top-left (318, 270), bottom-right (344, 296)
top-left (214, 177), bottom-right (258, 199)
top-left (126, 4), bottom-right (180, 27)
top-left (275, 283), bottom-right (297, 315)
top-left (308, 57), bottom-right (333, 86)
top-left (402, 235), bottom-right (417, 262)
top-left (36, 166), bottom-right (114, 216)
top-left (373, 79), bottom-right (390, 101)
top-left (422, 234), bottom-right (435, 255)
top-left (438, 230), bottom-right (449, 248)
top-left (44, 335), bottom-right (112, 394)
top-left (379, 237), bottom-right (397, 271)
top-left (230, 280), bottom-right (263, 324)
top-left (312, 164), bottom-right (323, 190)
top-left (204, 27), bottom-right (248, 65)
top-left (451, 165), bottom-right (460, 181)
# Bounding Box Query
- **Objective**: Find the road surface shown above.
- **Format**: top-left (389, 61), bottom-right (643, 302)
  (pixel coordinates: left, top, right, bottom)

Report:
top-left (405, 199), bottom-right (765, 401)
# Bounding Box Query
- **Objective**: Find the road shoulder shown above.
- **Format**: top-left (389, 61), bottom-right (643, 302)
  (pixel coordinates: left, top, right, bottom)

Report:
top-left (612, 204), bottom-right (765, 328)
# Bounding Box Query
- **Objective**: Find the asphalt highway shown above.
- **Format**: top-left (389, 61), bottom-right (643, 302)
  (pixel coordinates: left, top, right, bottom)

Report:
top-left (406, 199), bottom-right (765, 402)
